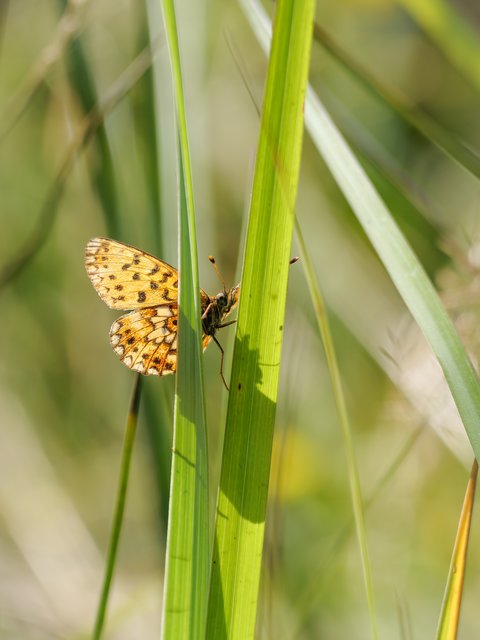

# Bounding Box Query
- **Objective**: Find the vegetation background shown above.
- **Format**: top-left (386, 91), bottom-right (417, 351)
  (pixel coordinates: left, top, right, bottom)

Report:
top-left (1, 0), bottom-right (480, 638)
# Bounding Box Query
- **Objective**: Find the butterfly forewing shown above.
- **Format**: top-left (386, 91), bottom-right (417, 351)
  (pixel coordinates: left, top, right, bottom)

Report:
top-left (85, 237), bottom-right (179, 310)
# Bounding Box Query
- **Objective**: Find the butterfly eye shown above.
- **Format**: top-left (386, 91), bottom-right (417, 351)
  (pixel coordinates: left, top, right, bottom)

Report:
top-left (216, 292), bottom-right (227, 306)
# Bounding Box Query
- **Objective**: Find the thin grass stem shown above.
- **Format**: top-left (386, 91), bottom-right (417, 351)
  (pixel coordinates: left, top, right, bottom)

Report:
top-left (92, 375), bottom-right (143, 640)
top-left (295, 220), bottom-right (378, 640)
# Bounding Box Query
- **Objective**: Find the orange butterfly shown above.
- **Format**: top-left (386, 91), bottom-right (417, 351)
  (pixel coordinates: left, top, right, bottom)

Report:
top-left (85, 238), bottom-right (239, 388)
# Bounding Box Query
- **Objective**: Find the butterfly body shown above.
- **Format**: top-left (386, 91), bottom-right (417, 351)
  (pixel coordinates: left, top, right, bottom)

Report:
top-left (85, 238), bottom-right (239, 378)
top-left (201, 286), bottom-right (240, 337)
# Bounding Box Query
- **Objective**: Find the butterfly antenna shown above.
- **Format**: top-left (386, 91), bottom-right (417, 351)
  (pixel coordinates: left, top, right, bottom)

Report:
top-left (209, 256), bottom-right (227, 292)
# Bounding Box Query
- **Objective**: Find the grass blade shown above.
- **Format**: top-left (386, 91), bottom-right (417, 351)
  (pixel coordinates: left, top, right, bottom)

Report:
top-left (295, 221), bottom-right (378, 639)
top-left (207, 0), bottom-right (314, 637)
top-left (160, 2), bottom-right (209, 638)
top-left (436, 460), bottom-right (478, 639)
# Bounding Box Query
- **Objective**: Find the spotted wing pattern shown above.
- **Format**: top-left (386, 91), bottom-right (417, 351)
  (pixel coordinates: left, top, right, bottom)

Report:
top-left (85, 237), bottom-right (179, 310)
top-left (110, 304), bottom-right (179, 375)
top-left (86, 237), bottom-right (240, 378)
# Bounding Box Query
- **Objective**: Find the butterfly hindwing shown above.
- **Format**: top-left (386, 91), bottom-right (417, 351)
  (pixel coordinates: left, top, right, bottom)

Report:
top-left (110, 305), bottom-right (178, 375)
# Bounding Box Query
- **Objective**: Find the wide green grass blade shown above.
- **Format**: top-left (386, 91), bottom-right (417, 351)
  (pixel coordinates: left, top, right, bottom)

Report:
top-left (206, 1), bottom-right (314, 637)
top-left (160, 2), bottom-right (209, 638)
top-left (247, 0), bottom-right (480, 462)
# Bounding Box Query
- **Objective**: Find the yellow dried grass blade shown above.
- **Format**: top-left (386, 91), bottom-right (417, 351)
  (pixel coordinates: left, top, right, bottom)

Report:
top-left (436, 460), bottom-right (478, 640)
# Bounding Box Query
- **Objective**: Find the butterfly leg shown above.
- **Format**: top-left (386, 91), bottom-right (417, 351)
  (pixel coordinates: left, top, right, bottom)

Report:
top-left (201, 302), bottom-right (214, 321)
top-left (217, 319), bottom-right (236, 329)
top-left (212, 335), bottom-right (229, 391)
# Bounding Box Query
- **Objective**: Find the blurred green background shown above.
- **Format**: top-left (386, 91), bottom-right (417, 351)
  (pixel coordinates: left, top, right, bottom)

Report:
top-left (1, 0), bottom-right (480, 638)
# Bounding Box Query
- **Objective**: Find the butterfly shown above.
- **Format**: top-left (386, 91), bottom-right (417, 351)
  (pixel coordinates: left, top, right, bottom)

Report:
top-left (85, 237), bottom-right (240, 388)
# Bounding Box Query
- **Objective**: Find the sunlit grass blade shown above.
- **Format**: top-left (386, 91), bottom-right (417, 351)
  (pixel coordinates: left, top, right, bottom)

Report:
top-left (207, 1), bottom-right (314, 637)
top-left (244, 0), bottom-right (480, 462)
top-left (294, 221), bottom-right (378, 639)
top-left (399, 0), bottom-right (480, 95)
top-left (436, 460), bottom-right (478, 639)
top-left (92, 375), bottom-right (143, 640)
top-left (160, 2), bottom-right (209, 638)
